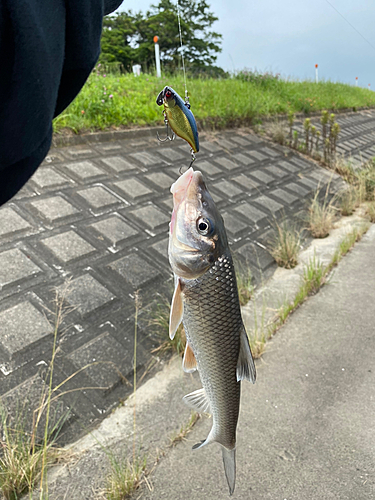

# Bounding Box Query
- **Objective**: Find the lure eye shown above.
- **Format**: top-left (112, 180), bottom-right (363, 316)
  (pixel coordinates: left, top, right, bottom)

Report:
top-left (165, 90), bottom-right (172, 98)
top-left (197, 217), bottom-right (212, 236)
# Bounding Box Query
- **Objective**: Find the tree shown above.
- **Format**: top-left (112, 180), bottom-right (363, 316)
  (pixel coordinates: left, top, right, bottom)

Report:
top-left (100, 0), bottom-right (222, 73)
top-left (100, 11), bottom-right (142, 71)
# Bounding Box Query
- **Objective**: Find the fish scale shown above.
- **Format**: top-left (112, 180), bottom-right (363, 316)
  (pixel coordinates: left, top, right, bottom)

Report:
top-left (168, 167), bottom-right (255, 495)
top-left (182, 250), bottom-right (242, 449)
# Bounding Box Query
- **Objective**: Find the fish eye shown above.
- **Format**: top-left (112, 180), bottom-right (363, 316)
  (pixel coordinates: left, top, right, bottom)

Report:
top-left (165, 90), bottom-right (172, 98)
top-left (197, 217), bottom-right (212, 236)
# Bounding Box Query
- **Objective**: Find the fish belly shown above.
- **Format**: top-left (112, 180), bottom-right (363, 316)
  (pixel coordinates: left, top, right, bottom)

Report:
top-left (182, 251), bottom-right (242, 449)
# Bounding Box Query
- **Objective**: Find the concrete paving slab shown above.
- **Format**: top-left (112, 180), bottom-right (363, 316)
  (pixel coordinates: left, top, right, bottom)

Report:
top-left (2, 112), bottom-right (375, 446)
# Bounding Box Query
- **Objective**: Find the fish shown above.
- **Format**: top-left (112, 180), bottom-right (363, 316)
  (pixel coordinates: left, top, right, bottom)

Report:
top-left (168, 167), bottom-right (256, 496)
top-left (156, 86), bottom-right (199, 153)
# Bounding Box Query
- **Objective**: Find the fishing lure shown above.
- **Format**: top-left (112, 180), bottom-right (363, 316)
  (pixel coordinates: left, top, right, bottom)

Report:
top-left (156, 86), bottom-right (199, 169)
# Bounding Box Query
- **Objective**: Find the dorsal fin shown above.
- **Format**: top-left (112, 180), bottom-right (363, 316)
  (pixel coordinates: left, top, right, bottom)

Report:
top-left (182, 341), bottom-right (197, 373)
top-left (169, 278), bottom-right (183, 340)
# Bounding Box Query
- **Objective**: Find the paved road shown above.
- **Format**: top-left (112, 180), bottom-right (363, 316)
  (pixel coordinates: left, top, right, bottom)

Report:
top-left (0, 109), bottom-right (373, 443)
top-left (142, 225), bottom-right (375, 500)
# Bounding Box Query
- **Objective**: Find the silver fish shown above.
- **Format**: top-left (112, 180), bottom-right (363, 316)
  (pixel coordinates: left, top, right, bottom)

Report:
top-left (168, 167), bottom-right (256, 495)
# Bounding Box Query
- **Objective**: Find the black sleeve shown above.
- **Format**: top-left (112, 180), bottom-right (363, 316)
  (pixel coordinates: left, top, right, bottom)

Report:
top-left (0, 0), bottom-right (123, 206)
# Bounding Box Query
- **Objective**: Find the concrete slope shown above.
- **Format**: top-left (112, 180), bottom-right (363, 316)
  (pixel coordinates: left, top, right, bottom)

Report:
top-left (141, 226), bottom-right (375, 500)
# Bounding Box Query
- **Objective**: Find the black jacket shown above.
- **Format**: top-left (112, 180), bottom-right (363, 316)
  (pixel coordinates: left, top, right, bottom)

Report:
top-left (0, 0), bottom-right (123, 205)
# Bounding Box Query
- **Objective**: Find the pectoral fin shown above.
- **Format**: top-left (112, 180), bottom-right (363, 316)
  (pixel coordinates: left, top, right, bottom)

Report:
top-left (236, 327), bottom-right (256, 383)
top-left (169, 279), bottom-right (183, 340)
top-left (183, 388), bottom-right (210, 413)
top-left (182, 341), bottom-right (197, 373)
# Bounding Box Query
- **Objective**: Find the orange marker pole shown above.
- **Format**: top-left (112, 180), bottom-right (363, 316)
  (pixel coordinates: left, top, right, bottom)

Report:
top-left (154, 35), bottom-right (161, 78)
top-left (355, 77), bottom-right (358, 87)
top-left (315, 64), bottom-right (318, 84)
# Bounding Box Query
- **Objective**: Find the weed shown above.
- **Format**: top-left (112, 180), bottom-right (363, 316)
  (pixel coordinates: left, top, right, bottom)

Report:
top-left (334, 157), bottom-right (356, 182)
top-left (303, 118), bottom-right (311, 152)
top-left (248, 327), bottom-right (268, 359)
top-left (331, 224), bottom-right (370, 268)
top-left (234, 262), bottom-right (253, 306)
top-left (302, 255), bottom-right (326, 295)
top-left (366, 202), bottom-right (375, 222)
top-left (307, 187), bottom-right (335, 238)
top-left (105, 455), bottom-right (147, 500)
top-left (269, 121), bottom-right (287, 145)
top-left (269, 221), bottom-right (301, 269)
top-left (246, 294), bottom-right (270, 358)
top-left (0, 285), bottom-right (72, 500)
top-left (287, 111), bottom-right (294, 143)
top-left (356, 160), bottom-right (375, 201)
top-left (149, 297), bottom-right (186, 357)
top-left (0, 408), bottom-right (62, 500)
top-left (338, 186), bottom-right (359, 216)
top-left (169, 412), bottom-right (200, 447)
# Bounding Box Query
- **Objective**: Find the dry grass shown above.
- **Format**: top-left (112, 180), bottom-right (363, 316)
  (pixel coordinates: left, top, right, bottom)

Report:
top-left (234, 262), bottom-right (253, 306)
top-left (338, 186), bottom-right (359, 216)
top-left (248, 327), bottom-right (271, 359)
top-left (269, 221), bottom-right (301, 269)
top-left (268, 121), bottom-right (288, 145)
top-left (307, 187), bottom-right (336, 238)
top-left (0, 409), bottom-right (64, 500)
top-left (169, 412), bottom-right (200, 447)
top-left (0, 286), bottom-right (73, 500)
top-left (366, 202), bottom-right (375, 222)
top-left (105, 455), bottom-right (147, 500)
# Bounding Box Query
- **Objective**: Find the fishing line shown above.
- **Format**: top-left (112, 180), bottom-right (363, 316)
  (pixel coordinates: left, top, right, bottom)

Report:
top-left (325, 0), bottom-right (375, 53)
top-left (176, 0), bottom-right (189, 105)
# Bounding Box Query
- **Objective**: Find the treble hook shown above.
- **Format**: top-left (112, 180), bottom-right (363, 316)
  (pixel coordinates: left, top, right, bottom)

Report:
top-left (157, 115), bottom-right (176, 143)
top-left (179, 150), bottom-right (196, 175)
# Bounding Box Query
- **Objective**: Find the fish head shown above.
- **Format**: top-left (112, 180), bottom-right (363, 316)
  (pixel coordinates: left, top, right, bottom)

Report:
top-left (156, 86), bottom-right (177, 109)
top-left (169, 167), bottom-right (228, 279)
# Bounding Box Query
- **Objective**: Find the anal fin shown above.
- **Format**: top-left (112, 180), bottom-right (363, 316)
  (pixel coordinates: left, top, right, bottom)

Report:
top-left (183, 388), bottom-right (210, 413)
top-left (182, 341), bottom-right (197, 373)
top-left (236, 326), bottom-right (256, 383)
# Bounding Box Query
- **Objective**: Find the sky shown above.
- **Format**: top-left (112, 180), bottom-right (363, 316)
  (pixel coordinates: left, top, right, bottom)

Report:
top-left (116, 0), bottom-right (375, 88)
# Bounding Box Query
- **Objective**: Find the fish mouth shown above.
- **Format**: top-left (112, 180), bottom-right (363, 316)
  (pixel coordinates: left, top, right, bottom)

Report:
top-left (170, 167), bottom-right (204, 207)
top-left (169, 166), bottom-right (205, 243)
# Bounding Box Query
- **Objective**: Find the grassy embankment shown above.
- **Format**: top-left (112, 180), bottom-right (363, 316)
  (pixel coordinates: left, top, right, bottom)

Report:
top-left (53, 71), bottom-right (375, 134)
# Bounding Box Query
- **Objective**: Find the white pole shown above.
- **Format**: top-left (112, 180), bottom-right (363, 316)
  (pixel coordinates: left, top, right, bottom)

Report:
top-left (315, 64), bottom-right (318, 83)
top-left (154, 36), bottom-right (161, 78)
top-left (355, 77), bottom-right (358, 87)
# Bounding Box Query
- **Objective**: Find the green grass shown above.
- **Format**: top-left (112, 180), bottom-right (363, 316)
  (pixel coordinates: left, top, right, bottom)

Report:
top-left (0, 286), bottom-right (72, 500)
top-left (249, 222), bottom-right (370, 359)
top-left (234, 261), bottom-right (253, 306)
top-left (53, 70), bottom-right (375, 134)
top-left (105, 455), bottom-right (147, 500)
top-left (269, 220), bottom-right (301, 269)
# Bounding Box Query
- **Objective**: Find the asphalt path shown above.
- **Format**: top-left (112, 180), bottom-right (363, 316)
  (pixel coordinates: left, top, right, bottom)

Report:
top-left (142, 225), bottom-right (375, 500)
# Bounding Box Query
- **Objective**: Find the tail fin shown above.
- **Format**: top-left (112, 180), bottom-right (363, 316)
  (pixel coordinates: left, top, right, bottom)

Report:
top-left (222, 447), bottom-right (236, 496)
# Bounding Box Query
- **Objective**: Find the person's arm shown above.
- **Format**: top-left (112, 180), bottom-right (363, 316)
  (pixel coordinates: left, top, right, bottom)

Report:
top-left (0, 0), bottom-right (123, 206)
